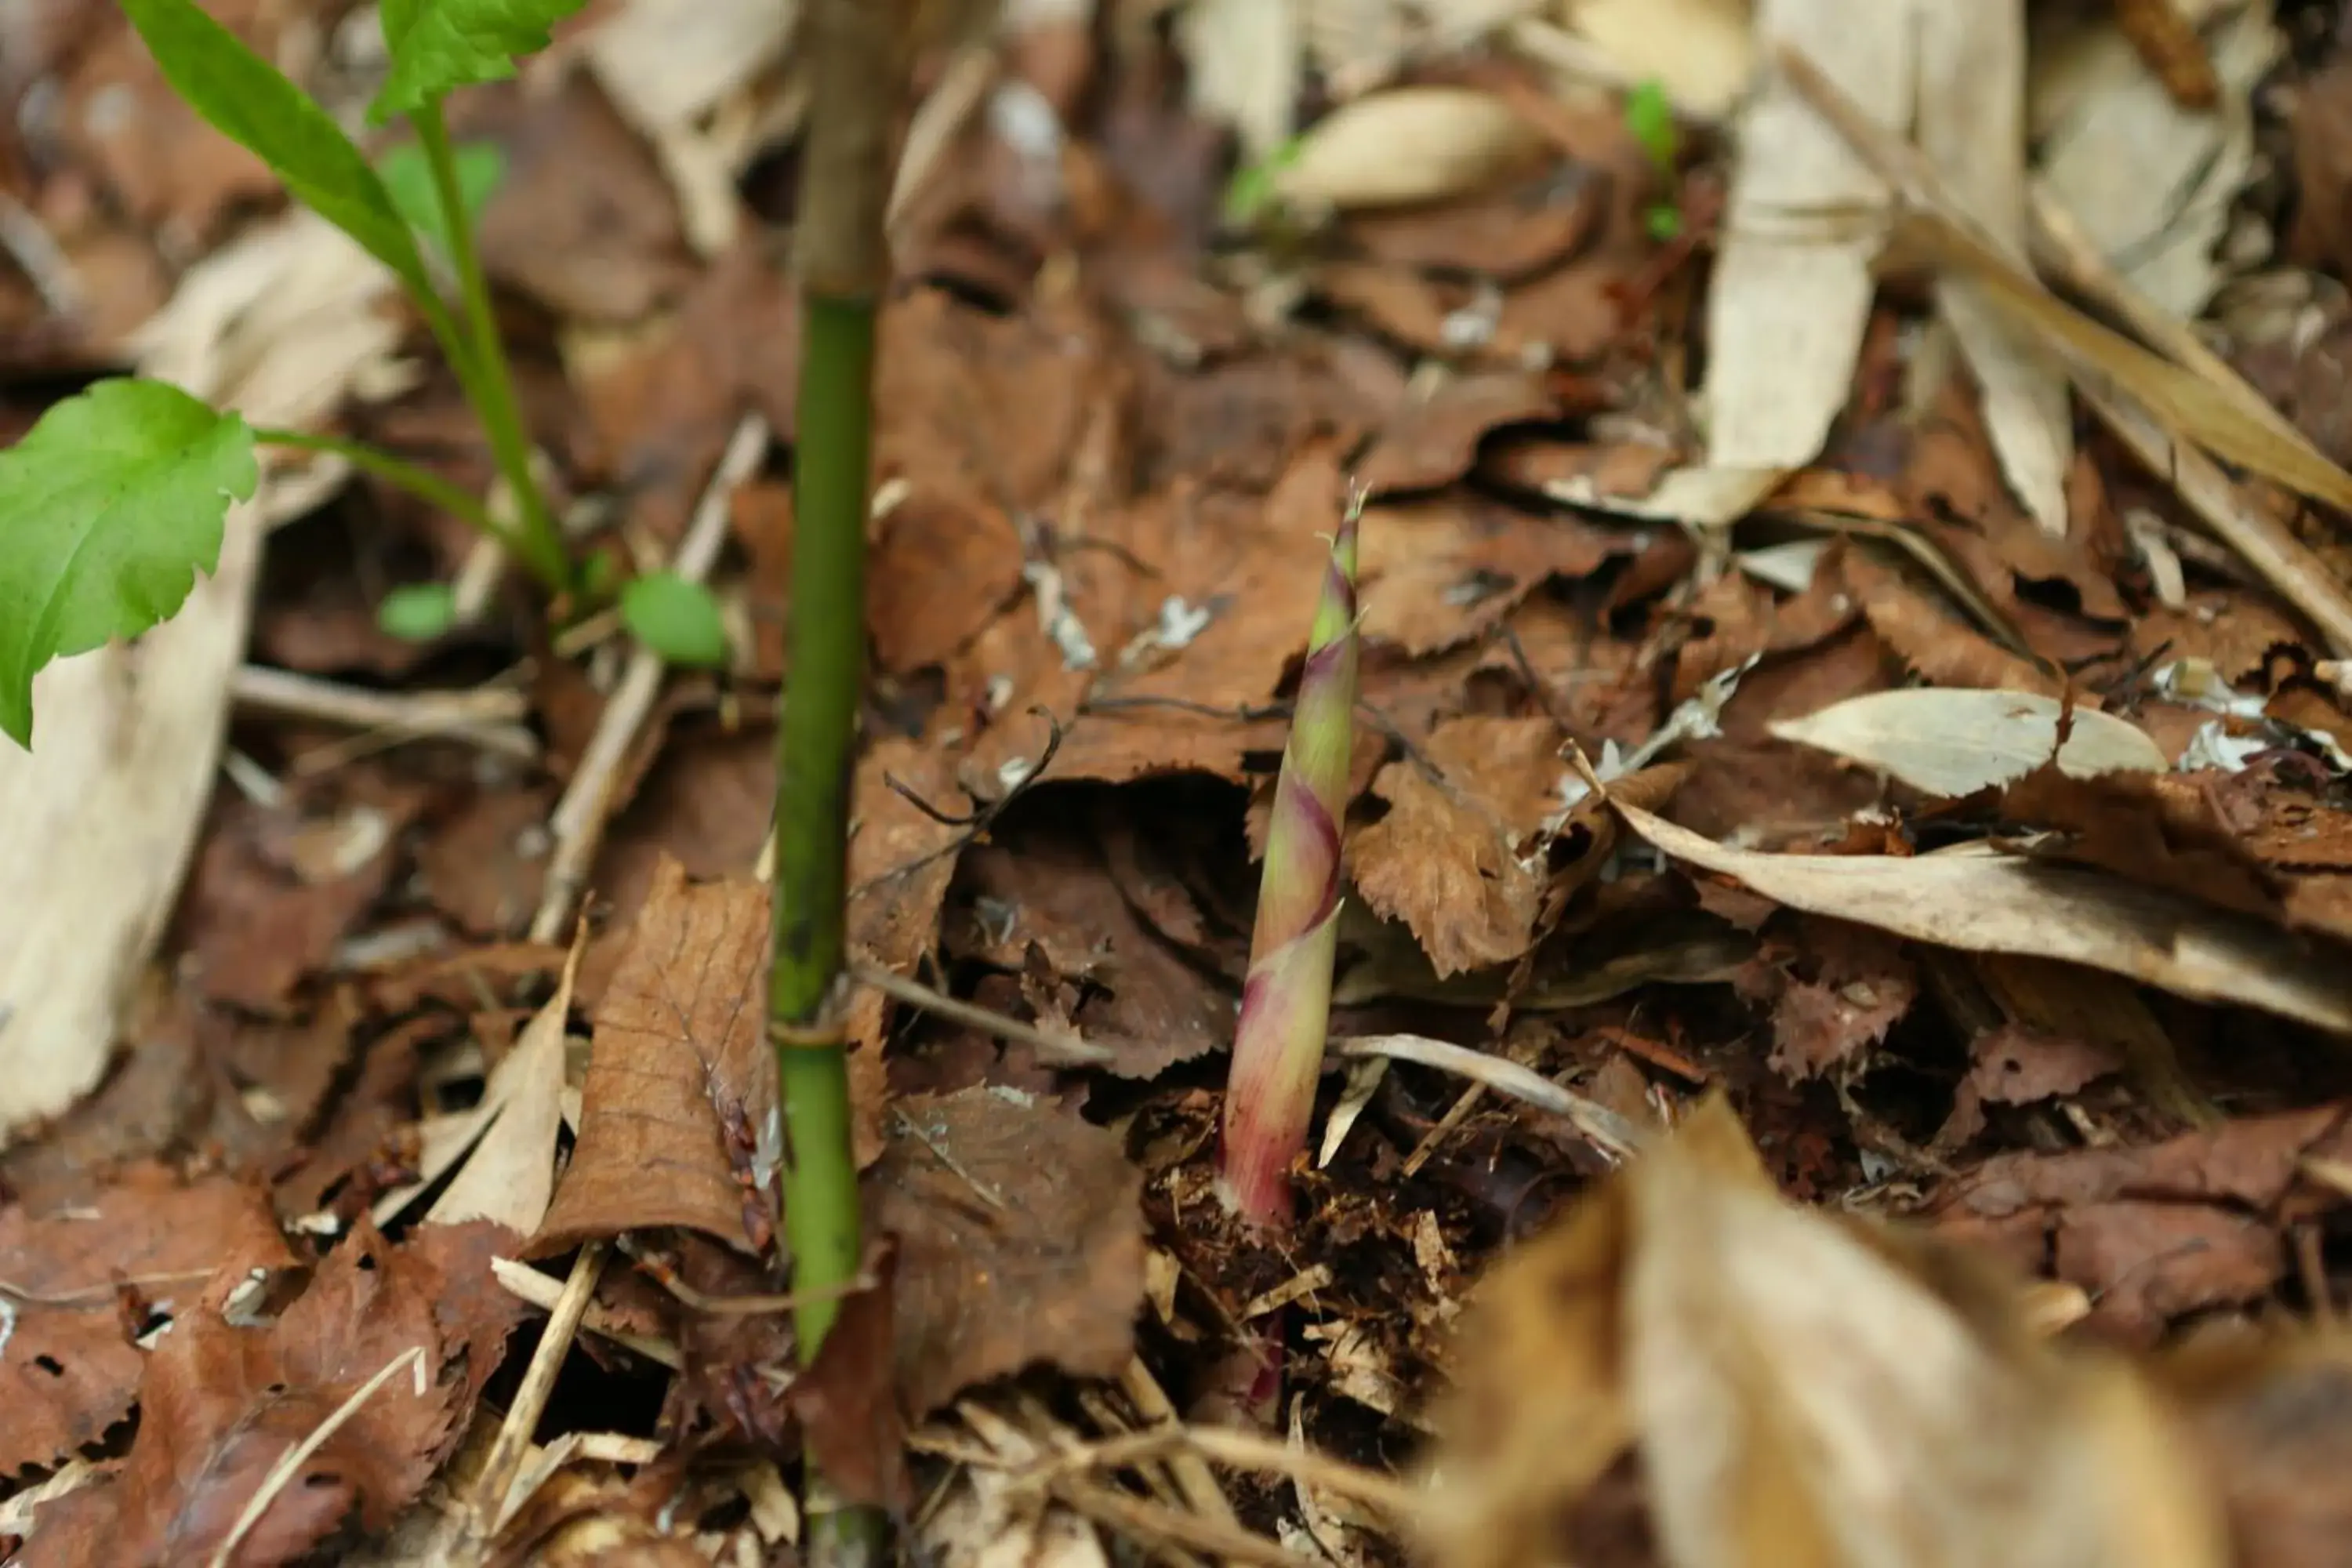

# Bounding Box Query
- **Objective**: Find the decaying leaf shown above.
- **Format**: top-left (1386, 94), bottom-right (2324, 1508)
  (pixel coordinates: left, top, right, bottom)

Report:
top-left (0, 1167), bottom-right (289, 1475)
top-left (868, 1088), bottom-right (1145, 1417)
top-left (533, 857), bottom-right (783, 1255)
top-left (26, 1221), bottom-right (524, 1566)
top-left (1768, 688), bottom-right (2165, 797)
top-left (1420, 1096), bottom-right (2230, 1568)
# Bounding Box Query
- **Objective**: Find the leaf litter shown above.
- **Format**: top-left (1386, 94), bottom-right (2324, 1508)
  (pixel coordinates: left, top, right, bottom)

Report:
top-left (14, 0), bottom-right (2352, 1563)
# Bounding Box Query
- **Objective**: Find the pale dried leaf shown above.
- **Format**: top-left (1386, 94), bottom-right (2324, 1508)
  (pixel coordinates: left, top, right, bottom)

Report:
top-left (1916, 0), bottom-right (2071, 535)
top-left (423, 935), bottom-right (584, 1233)
top-left (1703, 0), bottom-right (1906, 470)
top-left (1179, 0), bottom-right (1302, 160)
top-left (1626, 1100), bottom-right (2230, 1568)
top-left (1613, 803), bottom-right (2352, 1033)
top-left (1768, 688), bottom-right (2165, 798)
top-left (0, 212), bottom-right (401, 1146)
top-left (1558, 0), bottom-right (1755, 119)
top-left (2031, 0), bottom-right (2278, 321)
top-left (1275, 85), bottom-right (1548, 211)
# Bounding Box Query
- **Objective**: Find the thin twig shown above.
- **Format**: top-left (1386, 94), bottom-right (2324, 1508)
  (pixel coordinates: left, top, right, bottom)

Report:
top-left (1048, 1476), bottom-right (1298, 1568)
top-left (850, 960), bottom-right (1112, 1063)
top-left (489, 1257), bottom-right (684, 1370)
top-left (471, 1240), bottom-right (607, 1538)
top-left (851, 707), bottom-right (1065, 896)
top-left (614, 1234), bottom-right (879, 1317)
top-left (0, 1268), bottom-right (216, 1307)
top-left (1338, 1034), bottom-right (1643, 1161)
top-left (231, 665), bottom-right (537, 765)
top-left (532, 415), bottom-right (768, 942)
top-left (1116, 1359), bottom-right (1243, 1532)
top-left (1029, 1422), bottom-right (1425, 1523)
top-left (210, 1346), bottom-right (429, 1568)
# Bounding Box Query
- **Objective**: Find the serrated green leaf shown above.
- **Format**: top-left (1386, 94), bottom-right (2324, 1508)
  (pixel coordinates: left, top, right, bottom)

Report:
top-left (1625, 78), bottom-right (1678, 173)
top-left (0, 379), bottom-right (257, 749)
top-left (377, 582), bottom-right (459, 641)
top-left (620, 572), bottom-right (728, 668)
top-left (379, 140), bottom-right (506, 261)
top-left (372, 0), bottom-right (593, 125)
top-left (118, 0), bottom-right (431, 296)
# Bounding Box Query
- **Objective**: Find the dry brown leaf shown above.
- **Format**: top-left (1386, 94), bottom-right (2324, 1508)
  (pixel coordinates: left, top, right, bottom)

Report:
top-left (0, 1167), bottom-right (290, 1476)
top-left (27, 1222), bottom-right (524, 1567)
top-left (533, 858), bottom-right (784, 1256)
top-left (947, 828), bottom-right (1229, 1080)
top-left (867, 488), bottom-right (1026, 675)
top-left (2159, 1330), bottom-right (2352, 1568)
top-left (1358, 495), bottom-right (1621, 658)
top-left (1932, 1108), bottom-right (2352, 1339)
top-left (1762, 917), bottom-right (1917, 1080)
top-left (1349, 716), bottom-right (1565, 978)
top-left (1613, 803), bottom-right (2352, 1033)
top-left (1356, 372), bottom-right (1563, 497)
top-left (868, 1088), bottom-right (1144, 1417)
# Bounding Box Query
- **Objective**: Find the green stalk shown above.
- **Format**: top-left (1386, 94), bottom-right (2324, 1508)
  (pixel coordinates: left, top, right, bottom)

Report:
top-left (1219, 499), bottom-right (1361, 1226)
top-left (772, 290), bottom-right (876, 1360)
top-left (253, 427), bottom-right (512, 548)
top-left (411, 101), bottom-right (570, 595)
top-left (771, 0), bottom-right (909, 1558)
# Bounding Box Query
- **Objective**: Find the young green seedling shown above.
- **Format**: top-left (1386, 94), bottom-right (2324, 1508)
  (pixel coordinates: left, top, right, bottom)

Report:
top-left (0, 0), bottom-right (724, 749)
top-left (1624, 78), bottom-right (1683, 241)
top-left (1218, 494), bottom-right (1361, 1226)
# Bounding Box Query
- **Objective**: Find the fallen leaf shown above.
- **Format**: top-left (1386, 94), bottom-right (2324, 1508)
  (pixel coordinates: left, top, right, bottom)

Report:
top-left (419, 933), bottom-right (583, 1234)
top-left (0, 1167), bottom-right (289, 1475)
top-left (1614, 803), bottom-right (2352, 1034)
top-left (1273, 86), bottom-right (1548, 212)
top-left (1931, 1108), bottom-right (2352, 1338)
top-left (28, 1221), bottom-right (524, 1566)
top-left (1965, 1022), bottom-right (2124, 1105)
top-left (948, 826), bottom-right (1229, 1080)
top-left (1769, 688), bottom-right (2164, 798)
top-left (1350, 716), bottom-right (1566, 978)
top-left (2161, 1330), bottom-right (2352, 1568)
top-left (1357, 495), bottom-right (1621, 658)
top-left (533, 858), bottom-right (782, 1255)
top-left (868, 487), bottom-right (1026, 675)
top-left (867, 1088), bottom-right (1144, 1417)
top-left (1356, 372), bottom-right (1562, 497)
top-left (1763, 918), bottom-right (1918, 1081)
top-left (785, 1243), bottom-right (906, 1510)
top-left (1420, 1096), bottom-right (2230, 1568)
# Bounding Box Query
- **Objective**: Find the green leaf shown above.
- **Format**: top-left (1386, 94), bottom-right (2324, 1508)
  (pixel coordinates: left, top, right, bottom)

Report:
top-left (1221, 133), bottom-right (1307, 229)
top-left (379, 140), bottom-right (506, 260)
top-left (372, 0), bottom-right (593, 125)
top-left (0, 378), bottom-right (257, 749)
top-left (1624, 78), bottom-right (1679, 174)
top-left (1645, 202), bottom-right (1684, 242)
top-left (117, 0), bottom-right (431, 296)
top-left (620, 572), bottom-right (728, 668)
top-left (377, 582), bottom-right (459, 641)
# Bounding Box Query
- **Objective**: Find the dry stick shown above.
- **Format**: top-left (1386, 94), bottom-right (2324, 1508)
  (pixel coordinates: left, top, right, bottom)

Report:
top-left (489, 1257), bottom-right (684, 1370)
top-left (1118, 1359), bottom-right (1243, 1534)
top-left (1049, 1477), bottom-right (1298, 1568)
top-left (1033, 1424), bottom-right (1424, 1524)
top-left (1776, 42), bottom-right (2352, 657)
top-left (470, 1238), bottom-right (608, 1538)
top-left (210, 1346), bottom-right (430, 1568)
top-left (1338, 1035), bottom-right (1642, 1162)
top-left (850, 959), bottom-right (1112, 1063)
top-left (230, 664), bottom-right (537, 764)
top-left (530, 413), bottom-right (769, 945)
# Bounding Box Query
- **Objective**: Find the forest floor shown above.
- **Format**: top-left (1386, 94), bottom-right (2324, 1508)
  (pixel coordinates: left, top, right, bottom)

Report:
top-left (7, 0), bottom-right (2352, 1563)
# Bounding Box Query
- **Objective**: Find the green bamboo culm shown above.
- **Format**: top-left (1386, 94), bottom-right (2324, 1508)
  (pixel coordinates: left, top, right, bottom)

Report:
top-left (772, 0), bottom-right (912, 1559)
top-left (771, 293), bottom-right (875, 1357)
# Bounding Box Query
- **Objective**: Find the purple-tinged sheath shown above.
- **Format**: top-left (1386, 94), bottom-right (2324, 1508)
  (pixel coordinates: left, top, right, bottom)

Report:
top-left (1219, 499), bottom-right (1360, 1226)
